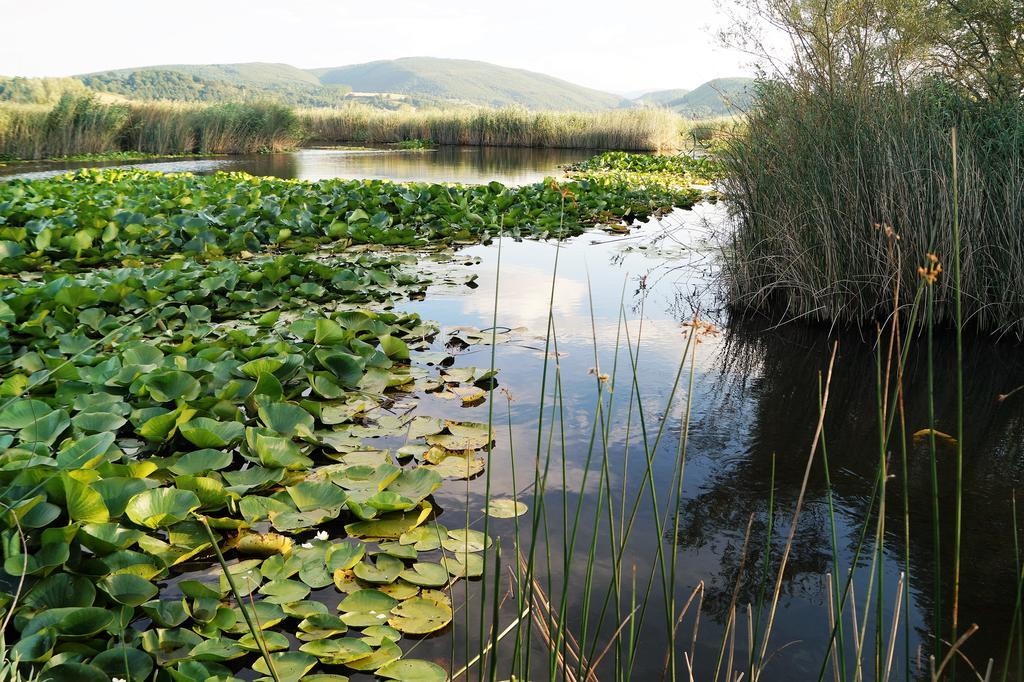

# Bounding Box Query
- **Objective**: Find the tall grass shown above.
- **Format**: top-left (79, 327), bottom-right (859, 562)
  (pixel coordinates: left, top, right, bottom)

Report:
top-left (720, 81), bottom-right (1024, 336)
top-left (0, 95), bottom-right (302, 159)
top-left (300, 105), bottom-right (685, 151)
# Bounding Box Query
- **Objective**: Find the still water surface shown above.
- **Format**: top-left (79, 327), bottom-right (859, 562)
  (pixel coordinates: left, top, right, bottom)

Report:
top-left (12, 146), bottom-right (1023, 679)
top-left (0, 146), bottom-right (597, 185)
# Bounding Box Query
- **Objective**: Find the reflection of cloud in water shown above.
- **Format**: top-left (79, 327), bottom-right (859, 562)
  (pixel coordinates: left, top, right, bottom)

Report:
top-left (458, 262), bottom-right (588, 336)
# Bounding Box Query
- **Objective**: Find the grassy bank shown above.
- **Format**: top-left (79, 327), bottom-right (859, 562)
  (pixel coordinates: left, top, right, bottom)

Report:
top-left (721, 82), bottom-right (1024, 336)
top-left (300, 105), bottom-right (685, 151)
top-left (0, 97), bottom-right (691, 161)
top-left (0, 96), bottom-right (302, 160)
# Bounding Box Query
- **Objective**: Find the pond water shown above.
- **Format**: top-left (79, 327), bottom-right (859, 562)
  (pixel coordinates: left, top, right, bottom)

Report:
top-left (10, 145), bottom-right (1022, 679)
top-left (0, 146), bottom-right (598, 185)
top-left (396, 207), bottom-right (1024, 680)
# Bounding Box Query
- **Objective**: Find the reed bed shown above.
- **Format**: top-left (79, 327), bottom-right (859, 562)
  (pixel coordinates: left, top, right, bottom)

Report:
top-left (300, 105), bottom-right (685, 151)
top-left (0, 96), bottom-right (302, 159)
top-left (720, 82), bottom-right (1024, 336)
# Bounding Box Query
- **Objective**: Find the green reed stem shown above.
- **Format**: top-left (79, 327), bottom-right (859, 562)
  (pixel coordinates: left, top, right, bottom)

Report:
top-left (196, 515), bottom-right (279, 682)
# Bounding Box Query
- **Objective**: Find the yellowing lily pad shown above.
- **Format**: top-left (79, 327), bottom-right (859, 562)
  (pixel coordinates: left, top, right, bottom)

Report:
top-left (387, 596), bottom-right (453, 634)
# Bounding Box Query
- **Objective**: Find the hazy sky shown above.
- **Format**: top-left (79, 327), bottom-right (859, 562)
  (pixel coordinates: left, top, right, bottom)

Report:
top-left (0, 0), bottom-right (754, 93)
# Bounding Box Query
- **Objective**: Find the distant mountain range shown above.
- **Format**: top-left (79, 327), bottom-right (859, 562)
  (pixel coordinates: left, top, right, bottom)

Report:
top-left (0, 58), bottom-right (754, 117)
top-left (634, 78), bottom-right (756, 117)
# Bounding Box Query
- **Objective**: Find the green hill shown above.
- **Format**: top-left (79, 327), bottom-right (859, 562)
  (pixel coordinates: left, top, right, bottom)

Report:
top-left (311, 57), bottom-right (630, 110)
top-left (634, 78), bottom-right (756, 118)
top-left (634, 88), bottom-right (690, 107)
top-left (3, 60), bottom-right (747, 115)
top-left (77, 63), bottom-right (354, 108)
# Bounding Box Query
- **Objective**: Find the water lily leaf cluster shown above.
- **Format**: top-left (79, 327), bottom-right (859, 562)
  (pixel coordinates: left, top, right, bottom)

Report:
top-left (0, 162), bottom-right (703, 271)
top-left (0, 258), bottom-right (502, 679)
top-left (564, 150), bottom-right (724, 184)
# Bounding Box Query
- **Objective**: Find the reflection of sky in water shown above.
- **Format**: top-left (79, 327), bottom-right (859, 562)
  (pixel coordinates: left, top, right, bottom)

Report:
top-left (0, 146), bottom-right (596, 185)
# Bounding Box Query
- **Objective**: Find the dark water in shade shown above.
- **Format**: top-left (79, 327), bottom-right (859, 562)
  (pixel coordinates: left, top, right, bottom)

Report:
top-left (10, 146), bottom-right (1024, 679)
top-left (0, 146), bottom-right (598, 185)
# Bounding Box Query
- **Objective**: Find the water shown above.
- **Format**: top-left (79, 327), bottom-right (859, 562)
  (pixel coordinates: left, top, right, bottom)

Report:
top-left (402, 208), bottom-right (1024, 679)
top-left (13, 145), bottom-right (1023, 678)
top-left (0, 146), bottom-right (598, 184)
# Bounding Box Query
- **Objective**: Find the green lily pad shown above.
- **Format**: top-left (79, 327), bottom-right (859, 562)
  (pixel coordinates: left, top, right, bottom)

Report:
top-left (353, 553), bottom-right (404, 584)
top-left (99, 573), bottom-right (159, 606)
top-left (378, 659), bottom-right (448, 682)
top-left (251, 651), bottom-right (316, 679)
top-left (179, 418), bottom-right (244, 447)
top-left (345, 639), bottom-right (402, 672)
top-left (399, 562), bottom-right (450, 587)
top-left (345, 503), bottom-right (432, 540)
top-left (388, 596), bottom-right (453, 634)
top-left (486, 498), bottom-right (528, 518)
top-left (443, 528), bottom-right (492, 553)
top-left (91, 646), bottom-right (155, 681)
top-left (259, 578), bottom-right (311, 604)
top-left (299, 637), bottom-right (373, 664)
top-left (125, 488), bottom-right (201, 528)
top-left (338, 588), bottom-right (398, 627)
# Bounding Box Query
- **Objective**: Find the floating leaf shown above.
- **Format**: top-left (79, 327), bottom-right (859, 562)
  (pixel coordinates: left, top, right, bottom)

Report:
top-left (300, 637), bottom-right (372, 664)
top-left (388, 596), bottom-right (453, 634)
top-left (179, 418), bottom-right (244, 448)
top-left (125, 488), bottom-right (201, 528)
top-left (443, 528), bottom-right (492, 553)
top-left (99, 573), bottom-right (159, 606)
top-left (353, 553), bottom-right (404, 584)
top-left (345, 640), bottom-right (402, 672)
top-left (378, 659), bottom-right (448, 682)
top-left (251, 651), bottom-right (316, 679)
top-left (399, 562), bottom-right (450, 587)
top-left (486, 498), bottom-right (528, 518)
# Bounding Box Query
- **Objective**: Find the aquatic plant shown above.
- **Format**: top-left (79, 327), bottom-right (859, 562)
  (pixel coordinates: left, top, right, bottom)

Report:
top-left (0, 97), bottom-right (302, 160)
top-left (0, 162), bottom-right (702, 272)
top-left (300, 105), bottom-right (687, 151)
top-left (720, 79), bottom-right (1024, 336)
top-left (565, 150), bottom-right (724, 184)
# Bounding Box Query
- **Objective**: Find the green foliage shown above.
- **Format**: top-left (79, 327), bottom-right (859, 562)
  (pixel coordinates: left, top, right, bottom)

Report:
top-left (565, 150), bottom-right (724, 183)
top-left (722, 79), bottom-right (1024, 333)
top-left (311, 56), bottom-right (630, 110)
top-left (79, 64), bottom-right (354, 107)
top-left (0, 98), bottom-right (302, 160)
top-left (302, 105), bottom-right (684, 151)
top-left (635, 78), bottom-right (756, 118)
top-left (0, 165), bottom-right (700, 271)
top-left (0, 77), bottom-right (91, 105)
top-left (394, 138), bottom-right (435, 150)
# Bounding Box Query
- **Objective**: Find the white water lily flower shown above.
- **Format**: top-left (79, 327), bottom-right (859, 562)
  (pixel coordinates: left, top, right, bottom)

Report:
top-left (300, 542), bottom-right (313, 549)
top-left (113, 678), bottom-right (127, 682)
top-left (315, 530), bottom-right (328, 541)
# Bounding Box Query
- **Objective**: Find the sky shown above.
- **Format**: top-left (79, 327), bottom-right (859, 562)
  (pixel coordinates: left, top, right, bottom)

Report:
top-left (0, 0), bottom-right (755, 93)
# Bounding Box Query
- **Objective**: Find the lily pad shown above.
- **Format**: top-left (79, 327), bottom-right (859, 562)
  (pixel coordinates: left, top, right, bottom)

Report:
top-left (486, 498), bottom-right (528, 518)
top-left (125, 488), bottom-right (201, 528)
top-left (378, 659), bottom-right (448, 682)
top-left (388, 595), bottom-right (453, 634)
